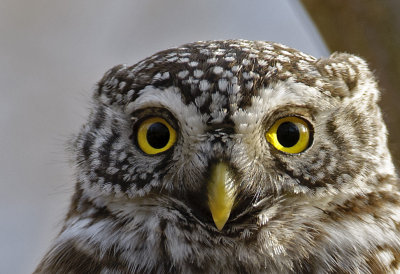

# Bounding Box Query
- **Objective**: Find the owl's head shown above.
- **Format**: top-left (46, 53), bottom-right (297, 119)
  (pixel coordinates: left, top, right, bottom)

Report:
top-left (72, 40), bottom-right (394, 233)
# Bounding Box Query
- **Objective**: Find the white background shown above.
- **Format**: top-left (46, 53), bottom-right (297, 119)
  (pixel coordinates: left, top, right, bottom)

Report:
top-left (0, 0), bottom-right (328, 273)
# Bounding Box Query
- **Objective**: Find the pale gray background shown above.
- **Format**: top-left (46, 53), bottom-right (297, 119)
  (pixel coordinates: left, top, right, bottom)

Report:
top-left (0, 0), bottom-right (328, 273)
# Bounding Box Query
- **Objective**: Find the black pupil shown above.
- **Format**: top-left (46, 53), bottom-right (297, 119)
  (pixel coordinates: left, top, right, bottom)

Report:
top-left (277, 122), bottom-right (300, 147)
top-left (147, 122), bottom-right (170, 149)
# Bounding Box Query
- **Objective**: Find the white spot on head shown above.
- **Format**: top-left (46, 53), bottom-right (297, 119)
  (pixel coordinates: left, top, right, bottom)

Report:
top-left (263, 54), bottom-right (273, 60)
top-left (258, 60), bottom-right (268, 66)
top-left (299, 52), bottom-right (316, 61)
top-left (263, 49), bottom-right (274, 55)
top-left (222, 70), bottom-right (233, 78)
top-left (183, 76), bottom-right (198, 85)
top-left (348, 67), bottom-right (356, 81)
top-left (231, 65), bottom-right (240, 73)
top-left (152, 73), bottom-right (162, 82)
top-left (166, 52), bottom-right (177, 58)
top-left (214, 48), bottom-right (226, 55)
top-left (177, 57), bottom-right (190, 63)
top-left (199, 80), bottom-right (210, 91)
top-left (179, 52), bottom-right (191, 57)
top-left (209, 92), bottom-right (227, 113)
top-left (227, 83), bottom-right (240, 95)
top-left (194, 93), bottom-right (208, 107)
top-left (314, 79), bottom-right (325, 88)
top-left (278, 43), bottom-right (289, 49)
top-left (102, 183), bottom-right (113, 193)
top-left (162, 72), bottom-right (170, 79)
top-left (119, 81), bottom-right (126, 89)
top-left (375, 250), bottom-right (395, 267)
top-left (218, 79), bottom-right (228, 92)
top-left (127, 89), bottom-right (135, 99)
top-left (199, 48), bottom-right (211, 55)
top-left (193, 69), bottom-right (204, 78)
top-left (167, 57), bottom-right (178, 62)
top-left (127, 72), bottom-right (135, 79)
top-left (297, 60), bottom-right (312, 71)
top-left (224, 56), bottom-right (235, 62)
top-left (262, 44), bottom-right (274, 51)
top-left (276, 55), bottom-right (290, 63)
top-left (280, 50), bottom-right (293, 56)
top-left (207, 57), bottom-right (218, 64)
top-left (242, 59), bottom-right (250, 66)
top-left (177, 70), bottom-right (189, 79)
top-left (213, 66), bottom-right (224, 75)
top-left (245, 81), bottom-right (253, 90)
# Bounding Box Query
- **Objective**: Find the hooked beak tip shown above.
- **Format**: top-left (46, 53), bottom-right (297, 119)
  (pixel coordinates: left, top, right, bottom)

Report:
top-left (213, 215), bottom-right (229, 231)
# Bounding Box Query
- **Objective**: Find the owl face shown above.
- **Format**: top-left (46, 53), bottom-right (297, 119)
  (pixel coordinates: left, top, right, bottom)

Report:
top-left (73, 40), bottom-right (393, 234)
top-left (35, 40), bottom-right (400, 273)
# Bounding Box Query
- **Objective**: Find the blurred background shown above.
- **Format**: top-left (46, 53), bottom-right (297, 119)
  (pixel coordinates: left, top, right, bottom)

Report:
top-left (0, 0), bottom-right (398, 273)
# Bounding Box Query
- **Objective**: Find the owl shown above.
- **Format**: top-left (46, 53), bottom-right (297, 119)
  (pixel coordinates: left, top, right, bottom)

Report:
top-left (35, 40), bottom-right (400, 273)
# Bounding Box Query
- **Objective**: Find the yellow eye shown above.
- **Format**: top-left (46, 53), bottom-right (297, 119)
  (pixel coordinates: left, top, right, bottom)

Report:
top-left (266, 116), bottom-right (311, 154)
top-left (137, 117), bottom-right (177, 155)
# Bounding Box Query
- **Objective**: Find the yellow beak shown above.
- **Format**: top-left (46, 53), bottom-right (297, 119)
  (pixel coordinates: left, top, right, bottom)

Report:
top-left (207, 162), bottom-right (236, 230)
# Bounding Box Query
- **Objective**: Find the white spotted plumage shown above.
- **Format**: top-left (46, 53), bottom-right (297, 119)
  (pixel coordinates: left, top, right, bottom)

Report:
top-left (35, 40), bottom-right (400, 273)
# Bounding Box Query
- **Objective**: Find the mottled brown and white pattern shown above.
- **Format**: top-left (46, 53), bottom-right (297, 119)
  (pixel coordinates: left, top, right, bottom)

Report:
top-left (35, 40), bottom-right (400, 273)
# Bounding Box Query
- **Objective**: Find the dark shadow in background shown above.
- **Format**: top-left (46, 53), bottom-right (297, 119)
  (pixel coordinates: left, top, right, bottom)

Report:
top-left (300, 0), bottom-right (400, 169)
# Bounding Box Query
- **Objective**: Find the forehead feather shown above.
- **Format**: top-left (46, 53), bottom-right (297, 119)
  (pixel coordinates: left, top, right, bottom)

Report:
top-left (95, 40), bottom-right (326, 112)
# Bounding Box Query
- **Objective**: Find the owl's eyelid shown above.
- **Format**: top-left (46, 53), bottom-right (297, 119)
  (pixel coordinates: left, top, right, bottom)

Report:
top-left (129, 107), bottom-right (179, 130)
top-left (263, 106), bottom-right (315, 130)
top-left (129, 106), bottom-right (173, 117)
